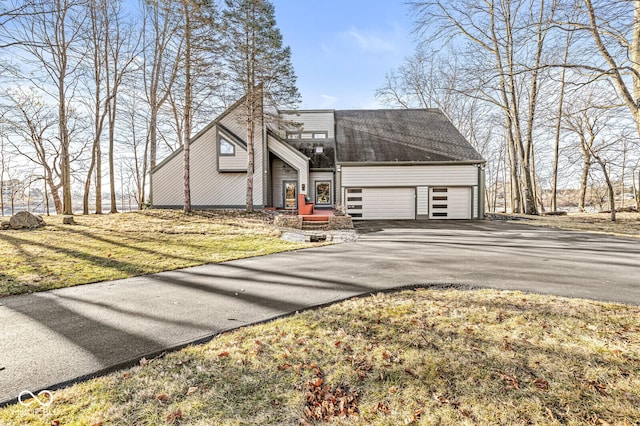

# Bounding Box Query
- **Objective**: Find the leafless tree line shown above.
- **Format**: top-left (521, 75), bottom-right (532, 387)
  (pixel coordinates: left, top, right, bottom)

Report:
top-left (378, 0), bottom-right (640, 220)
top-left (0, 0), bottom-right (297, 215)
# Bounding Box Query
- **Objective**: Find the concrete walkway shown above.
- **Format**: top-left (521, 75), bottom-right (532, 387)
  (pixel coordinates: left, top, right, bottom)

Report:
top-left (1, 220), bottom-right (639, 405)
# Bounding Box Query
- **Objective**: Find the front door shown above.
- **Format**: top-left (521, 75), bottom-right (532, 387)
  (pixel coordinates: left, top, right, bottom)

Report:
top-left (283, 181), bottom-right (297, 209)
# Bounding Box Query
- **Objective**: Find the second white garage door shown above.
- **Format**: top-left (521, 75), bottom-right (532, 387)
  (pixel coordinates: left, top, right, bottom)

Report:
top-left (429, 187), bottom-right (471, 219)
top-left (362, 187), bottom-right (415, 220)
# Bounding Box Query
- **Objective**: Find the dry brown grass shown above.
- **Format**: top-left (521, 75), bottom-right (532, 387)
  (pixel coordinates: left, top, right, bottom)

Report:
top-left (2, 288), bottom-right (638, 425)
top-left (497, 211), bottom-right (640, 238)
top-left (0, 209), bottom-right (310, 297)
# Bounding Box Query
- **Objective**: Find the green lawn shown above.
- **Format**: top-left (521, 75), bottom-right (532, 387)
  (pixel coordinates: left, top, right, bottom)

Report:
top-left (2, 288), bottom-right (638, 425)
top-left (0, 210), bottom-right (310, 297)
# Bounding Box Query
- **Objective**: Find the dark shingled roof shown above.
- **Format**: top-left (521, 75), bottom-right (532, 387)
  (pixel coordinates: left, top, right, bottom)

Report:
top-left (335, 109), bottom-right (484, 163)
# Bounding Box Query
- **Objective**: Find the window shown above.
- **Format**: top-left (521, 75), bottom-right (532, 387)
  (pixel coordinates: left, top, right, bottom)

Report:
top-left (286, 131), bottom-right (328, 139)
top-left (432, 188), bottom-right (448, 193)
top-left (219, 138), bottom-right (235, 156)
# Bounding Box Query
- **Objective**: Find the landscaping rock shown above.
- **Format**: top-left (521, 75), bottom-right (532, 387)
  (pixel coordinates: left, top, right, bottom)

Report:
top-left (8, 211), bottom-right (45, 230)
top-left (1, 221), bottom-right (10, 230)
top-left (274, 215), bottom-right (303, 229)
top-left (63, 216), bottom-right (75, 225)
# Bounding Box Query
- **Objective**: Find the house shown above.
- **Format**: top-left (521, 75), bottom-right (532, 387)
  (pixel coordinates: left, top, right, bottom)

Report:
top-left (150, 96), bottom-right (486, 220)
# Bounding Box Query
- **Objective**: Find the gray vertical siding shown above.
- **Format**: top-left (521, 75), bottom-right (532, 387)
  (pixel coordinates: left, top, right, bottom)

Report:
top-left (151, 99), bottom-right (265, 208)
top-left (271, 159), bottom-right (299, 208)
top-left (267, 133), bottom-right (309, 195)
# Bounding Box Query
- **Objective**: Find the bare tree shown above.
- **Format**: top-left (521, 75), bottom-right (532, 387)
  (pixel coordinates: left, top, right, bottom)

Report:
top-left (562, 85), bottom-right (626, 220)
top-left (83, 0), bottom-right (109, 214)
top-left (0, 128), bottom-right (6, 216)
top-left (222, 0), bottom-right (299, 212)
top-left (7, 0), bottom-right (88, 215)
top-left (549, 30), bottom-right (574, 212)
top-left (410, 0), bottom-right (558, 214)
top-left (2, 89), bottom-right (64, 213)
top-left (142, 0), bottom-right (183, 172)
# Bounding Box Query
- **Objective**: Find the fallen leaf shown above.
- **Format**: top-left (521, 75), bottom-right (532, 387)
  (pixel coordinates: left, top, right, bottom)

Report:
top-left (334, 341), bottom-right (341, 347)
top-left (278, 363), bottom-right (292, 370)
top-left (51, 421), bottom-right (60, 426)
top-left (413, 408), bottom-right (425, 421)
top-left (123, 373), bottom-right (131, 379)
top-left (498, 371), bottom-right (519, 389)
top-left (218, 351), bottom-right (229, 357)
top-left (372, 401), bottom-right (391, 415)
top-left (502, 336), bottom-right (512, 351)
top-left (165, 409), bottom-right (182, 423)
top-left (186, 386), bottom-right (198, 395)
top-left (533, 378), bottom-right (549, 391)
top-left (585, 380), bottom-right (608, 395)
top-left (156, 393), bottom-right (169, 402)
top-left (388, 386), bottom-right (398, 394)
top-left (433, 393), bottom-right (449, 404)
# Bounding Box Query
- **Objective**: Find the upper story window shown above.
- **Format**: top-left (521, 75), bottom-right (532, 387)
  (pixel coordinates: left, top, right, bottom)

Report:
top-left (219, 138), bottom-right (235, 156)
top-left (286, 131), bottom-right (328, 140)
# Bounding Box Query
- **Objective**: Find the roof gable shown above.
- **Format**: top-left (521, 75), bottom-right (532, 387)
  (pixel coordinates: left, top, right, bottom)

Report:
top-left (334, 109), bottom-right (484, 163)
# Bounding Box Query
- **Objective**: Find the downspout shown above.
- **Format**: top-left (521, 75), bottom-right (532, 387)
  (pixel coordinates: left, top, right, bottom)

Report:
top-left (478, 164), bottom-right (486, 219)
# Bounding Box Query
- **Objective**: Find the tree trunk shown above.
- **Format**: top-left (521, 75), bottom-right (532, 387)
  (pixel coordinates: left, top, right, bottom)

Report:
top-left (245, 96), bottom-right (255, 212)
top-left (183, 0), bottom-right (192, 214)
top-left (552, 32), bottom-right (571, 212)
top-left (83, 143), bottom-right (97, 215)
top-left (632, 167), bottom-right (639, 210)
top-left (109, 100), bottom-right (118, 213)
top-left (579, 159), bottom-right (589, 213)
top-left (506, 129), bottom-right (521, 213)
top-left (597, 158), bottom-right (615, 221)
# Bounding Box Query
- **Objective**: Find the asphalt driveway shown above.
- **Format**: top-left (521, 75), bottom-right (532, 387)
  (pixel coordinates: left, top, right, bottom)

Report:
top-left (1, 220), bottom-right (639, 405)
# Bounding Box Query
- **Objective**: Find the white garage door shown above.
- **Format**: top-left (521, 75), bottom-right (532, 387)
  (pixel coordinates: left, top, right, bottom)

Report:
top-left (360, 187), bottom-right (415, 220)
top-left (429, 187), bottom-right (471, 219)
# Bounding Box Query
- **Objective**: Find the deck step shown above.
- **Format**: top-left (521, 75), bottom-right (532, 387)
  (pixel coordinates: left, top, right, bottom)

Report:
top-left (301, 221), bottom-right (329, 230)
top-left (302, 216), bottom-right (330, 222)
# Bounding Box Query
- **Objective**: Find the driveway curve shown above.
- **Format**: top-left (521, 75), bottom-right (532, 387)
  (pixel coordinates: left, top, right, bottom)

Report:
top-left (1, 220), bottom-right (639, 405)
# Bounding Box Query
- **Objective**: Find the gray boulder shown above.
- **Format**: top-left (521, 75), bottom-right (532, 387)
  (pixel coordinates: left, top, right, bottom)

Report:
top-left (8, 211), bottom-right (45, 230)
top-left (1, 221), bottom-right (9, 230)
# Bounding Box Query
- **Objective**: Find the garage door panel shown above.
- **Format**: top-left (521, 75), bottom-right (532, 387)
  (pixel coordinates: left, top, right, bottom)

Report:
top-left (429, 187), bottom-right (471, 219)
top-left (362, 187), bottom-right (415, 220)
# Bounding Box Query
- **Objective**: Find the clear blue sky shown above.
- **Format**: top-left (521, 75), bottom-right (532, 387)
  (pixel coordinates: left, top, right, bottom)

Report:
top-left (273, 1), bottom-right (416, 110)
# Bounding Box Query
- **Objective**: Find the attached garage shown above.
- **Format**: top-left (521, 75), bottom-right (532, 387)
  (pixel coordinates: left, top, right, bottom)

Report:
top-left (334, 109), bottom-right (486, 220)
top-left (346, 187), bottom-right (415, 220)
top-left (429, 187), bottom-right (472, 219)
